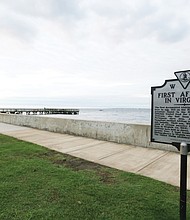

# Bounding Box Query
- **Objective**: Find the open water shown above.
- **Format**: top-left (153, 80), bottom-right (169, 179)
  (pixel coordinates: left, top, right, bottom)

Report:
top-left (45, 108), bottom-right (151, 125)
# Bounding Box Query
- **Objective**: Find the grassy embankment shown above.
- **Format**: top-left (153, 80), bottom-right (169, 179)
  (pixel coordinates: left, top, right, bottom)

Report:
top-left (0, 134), bottom-right (190, 220)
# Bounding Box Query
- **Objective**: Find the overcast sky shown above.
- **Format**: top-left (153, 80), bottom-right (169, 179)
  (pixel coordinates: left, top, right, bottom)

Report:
top-left (0, 0), bottom-right (190, 108)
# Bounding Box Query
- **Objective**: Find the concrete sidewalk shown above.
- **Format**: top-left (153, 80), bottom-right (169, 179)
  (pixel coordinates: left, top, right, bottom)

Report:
top-left (0, 122), bottom-right (188, 189)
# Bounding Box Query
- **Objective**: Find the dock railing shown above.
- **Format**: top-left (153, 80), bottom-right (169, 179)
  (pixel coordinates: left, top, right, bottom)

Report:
top-left (0, 108), bottom-right (79, 115)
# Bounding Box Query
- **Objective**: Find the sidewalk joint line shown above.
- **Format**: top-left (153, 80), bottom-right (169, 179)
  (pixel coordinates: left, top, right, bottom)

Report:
top-left (66, 141), bottom-right (107, 153)
top-left (98, 147), bottom-right (132, 161)
top-left (136, 151), bottom-right (170, 173)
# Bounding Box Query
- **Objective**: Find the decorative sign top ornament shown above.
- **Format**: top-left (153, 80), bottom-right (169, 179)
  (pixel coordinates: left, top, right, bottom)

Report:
top-left (175, 70), bottom-right (190, 89)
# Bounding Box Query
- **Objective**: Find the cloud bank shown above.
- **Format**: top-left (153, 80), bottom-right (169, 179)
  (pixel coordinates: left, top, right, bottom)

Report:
top-left (0, 0), bottom-right (190, 107)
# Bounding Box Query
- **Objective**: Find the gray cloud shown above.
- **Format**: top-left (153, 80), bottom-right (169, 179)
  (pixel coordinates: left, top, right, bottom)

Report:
top-left (0, 0), bottom-right (83, 43)
top-left (147, 16), bottom-right (190, 43)
top-left (0, 0), bottom-right (82, 19)
top-left (79, 0), bottom-right (190, 44)
top-left (1, 0), bottom-right (189, 45)
top-left (0, 15), bottom-right (37, 43)
top-left (133, 2), bottom-right (190, 43)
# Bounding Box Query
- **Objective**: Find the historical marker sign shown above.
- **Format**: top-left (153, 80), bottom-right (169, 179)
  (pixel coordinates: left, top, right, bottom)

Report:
top-left (151, 70), bottom-right (190, 145)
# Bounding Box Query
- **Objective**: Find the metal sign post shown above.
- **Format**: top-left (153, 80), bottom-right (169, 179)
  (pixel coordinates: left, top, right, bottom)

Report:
top-left (151, 70), bottom-right (190, 220)
top-left (180, 142), bottom-right (188, 220)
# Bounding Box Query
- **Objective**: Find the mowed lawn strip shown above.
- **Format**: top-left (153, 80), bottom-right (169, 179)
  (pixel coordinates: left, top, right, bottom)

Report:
top-left (0, 134), bottom-right (189, 220)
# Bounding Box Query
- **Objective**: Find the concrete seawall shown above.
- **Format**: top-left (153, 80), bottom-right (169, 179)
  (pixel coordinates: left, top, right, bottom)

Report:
top-left (0, 113), bottom-right (176, 152)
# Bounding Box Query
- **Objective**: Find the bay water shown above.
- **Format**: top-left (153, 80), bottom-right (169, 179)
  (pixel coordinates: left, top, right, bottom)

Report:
top-left (45, 108), bottom-right (151, 125)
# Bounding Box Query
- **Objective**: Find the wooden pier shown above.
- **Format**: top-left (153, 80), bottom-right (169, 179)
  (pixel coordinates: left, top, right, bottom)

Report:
top-left (0, 108), bottom-right (79, 115)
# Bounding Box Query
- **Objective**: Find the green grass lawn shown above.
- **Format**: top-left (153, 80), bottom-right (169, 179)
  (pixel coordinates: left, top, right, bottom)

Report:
top-left (0, 134), bottom-right (189, 220)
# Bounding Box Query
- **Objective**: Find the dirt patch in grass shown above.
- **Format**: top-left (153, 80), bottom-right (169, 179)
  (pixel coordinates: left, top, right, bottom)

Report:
top-left (39, 150), bottom-right (116, 184)
top-left (55, 157), bottom-right (101, 171)
top-left (59, 157), bottom-right (116, 184)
